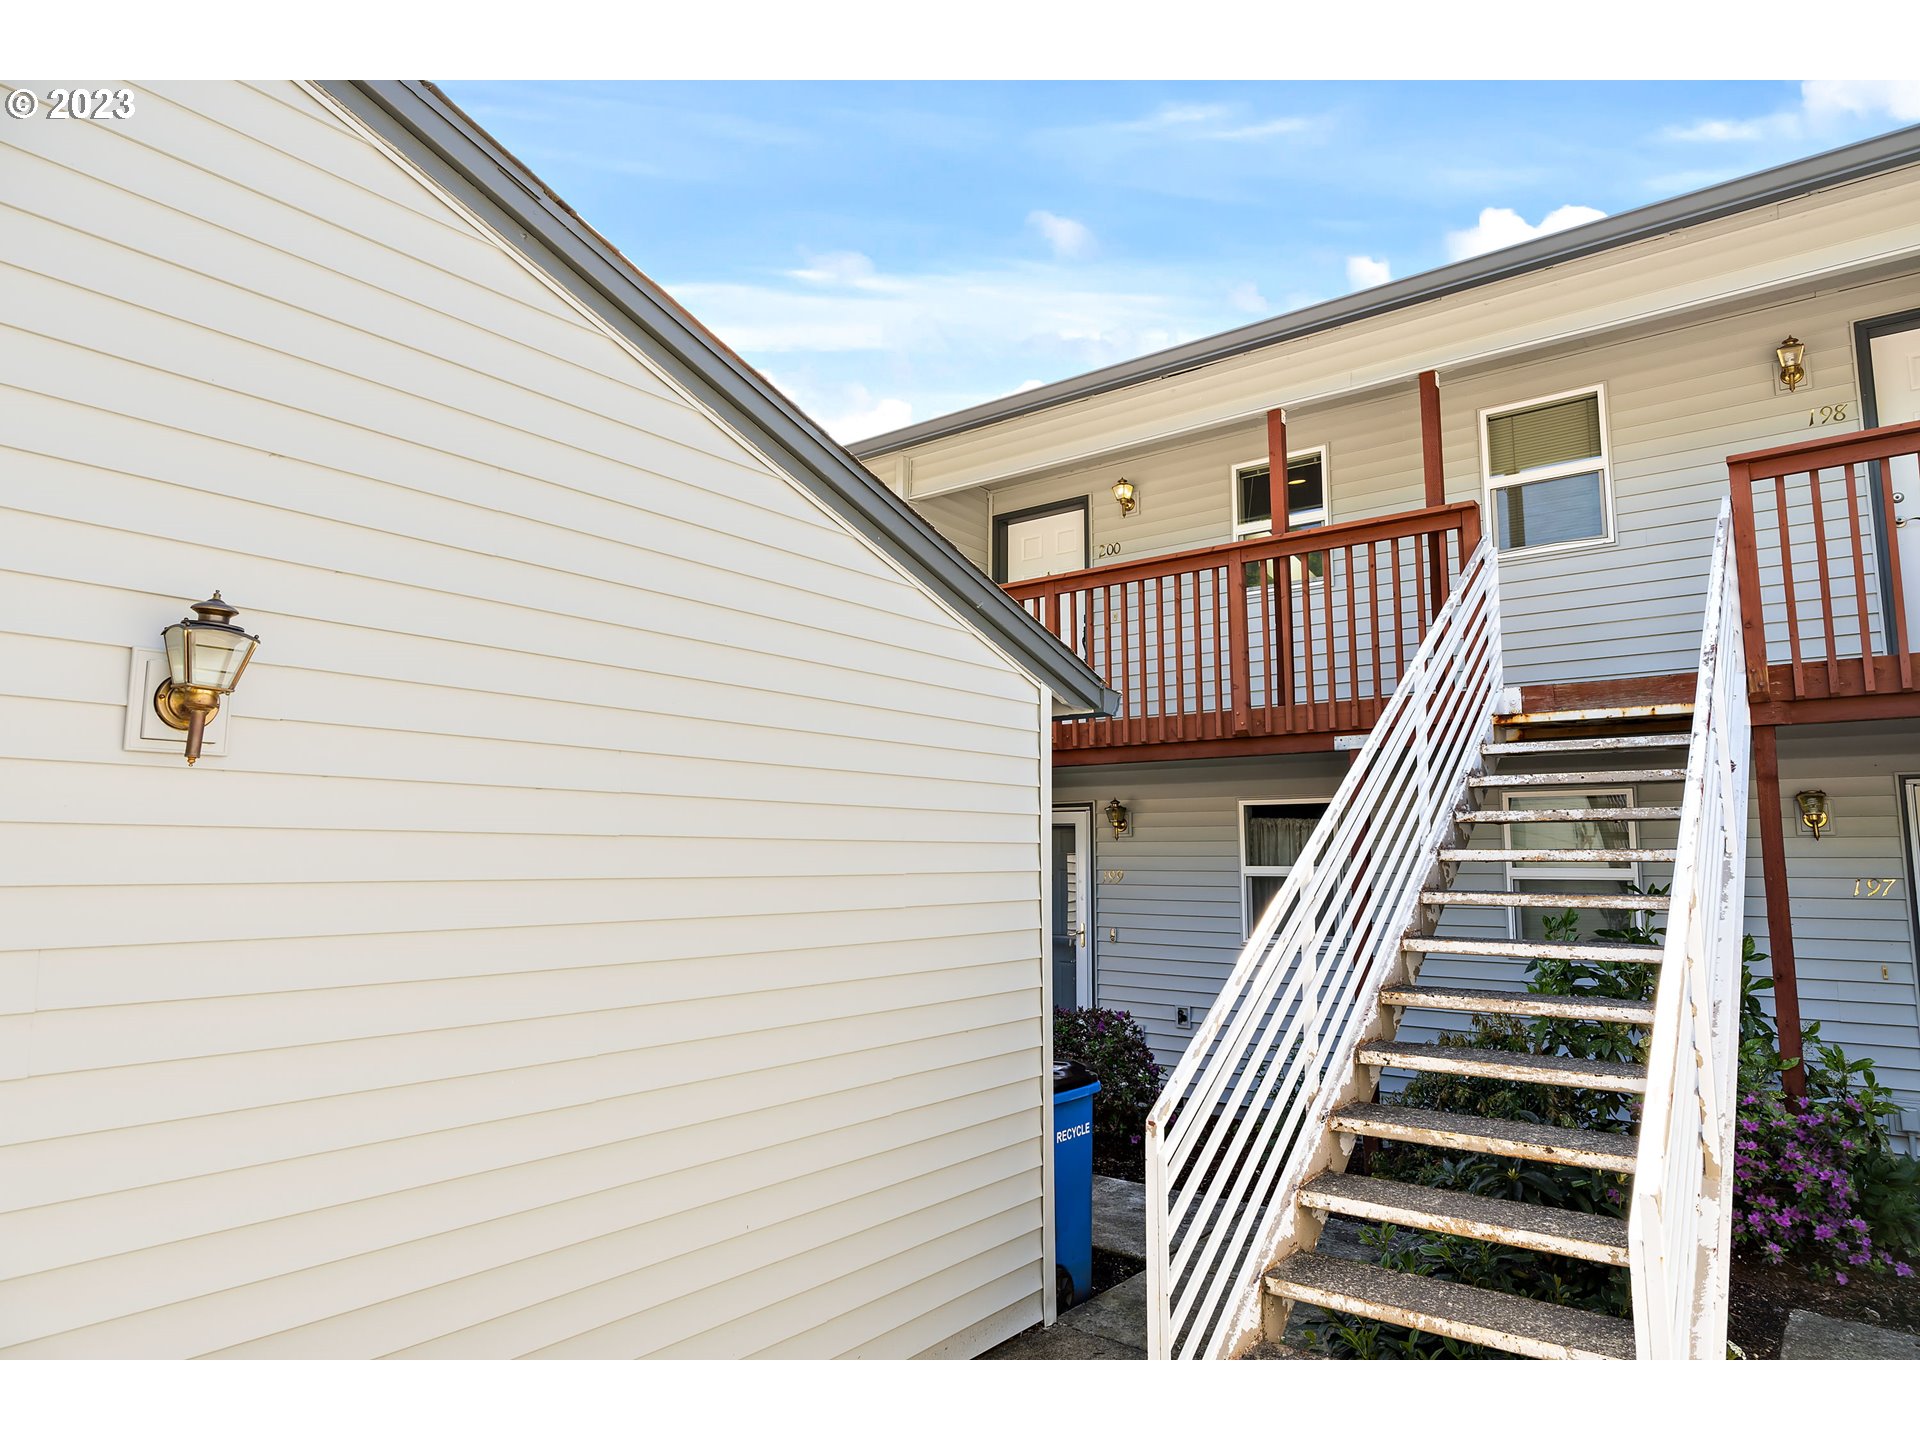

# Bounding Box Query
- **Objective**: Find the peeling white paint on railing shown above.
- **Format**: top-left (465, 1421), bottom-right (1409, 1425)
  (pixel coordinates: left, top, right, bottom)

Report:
top-left (1629, 499), bottom-right (1750, 1359)
top-left (1143, 539), bottom-right (1504, 1360)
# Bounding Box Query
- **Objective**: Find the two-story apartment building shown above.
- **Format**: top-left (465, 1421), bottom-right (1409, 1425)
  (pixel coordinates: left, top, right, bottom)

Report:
top-left (856, 124), bottom-right (1920, 1155)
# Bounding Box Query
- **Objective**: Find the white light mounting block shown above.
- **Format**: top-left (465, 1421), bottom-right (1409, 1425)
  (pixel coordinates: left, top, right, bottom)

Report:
top-left (124, 647), bottom-right (233, 757)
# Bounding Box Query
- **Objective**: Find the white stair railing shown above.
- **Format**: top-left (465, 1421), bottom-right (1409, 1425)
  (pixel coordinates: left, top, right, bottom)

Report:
top-left (1629, 498), bottom-right (1750, 1358)
top-left (1143, 539), bottom-right (1504, 1360)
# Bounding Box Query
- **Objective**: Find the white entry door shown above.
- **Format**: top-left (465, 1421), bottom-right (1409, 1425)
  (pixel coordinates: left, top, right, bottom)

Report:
top-left (1051, 809), bottom-right (1092, 1010)
top-left (1003, 505), bottom-right (1087, 584)
top-left (1870, 321), bottom-right (1920, 636)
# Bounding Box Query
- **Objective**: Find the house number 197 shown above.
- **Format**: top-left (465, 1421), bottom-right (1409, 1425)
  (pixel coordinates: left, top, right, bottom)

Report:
top-left (1854, 877), bottom-right (1898, 898)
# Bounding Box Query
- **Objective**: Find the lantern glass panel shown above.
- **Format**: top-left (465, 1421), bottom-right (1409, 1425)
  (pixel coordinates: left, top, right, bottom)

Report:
top-left (186, 626), bottom-right (256, 692)
top-left (163, 623), bottom-right (189, 685)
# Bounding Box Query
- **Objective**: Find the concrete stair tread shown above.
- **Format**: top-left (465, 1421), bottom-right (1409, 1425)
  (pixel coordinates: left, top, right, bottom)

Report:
top-left (1483, 733), bottom-right (1691, 755)
top-left (1266, 1253), bottom-right (1636, 1360)
top-left (1331, 1102), bottom-right (1639, 1173)
top-left (1405, 936), bottom-right (1665, 964)
top-left (1459, 806), bottom-right (1680, 823)
top-left (1359, 1041), bottom-right (1647, 1093)
top-left (1420, 889), bottom-right (1670, 911)
top-left (1380, 984), bottom-right (1655, 1025)
top-left (1299, 1171), bottom-right (1630, 1265)
top-left (1469, 769), bottom-right (1684, 787)
top-left (1441, 848), bottom-right (1676, 863)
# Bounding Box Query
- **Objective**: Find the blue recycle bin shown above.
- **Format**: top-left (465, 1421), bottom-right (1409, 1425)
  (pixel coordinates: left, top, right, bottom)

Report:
top-left (1052, 1059), bottom-right (1102, 1309)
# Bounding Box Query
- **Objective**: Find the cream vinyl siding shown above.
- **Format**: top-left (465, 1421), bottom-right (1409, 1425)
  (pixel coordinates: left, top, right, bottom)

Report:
top-left (911, 272), bottom-right (1920, 689)
top-left (0, 81), bottom-right (1051, 1358)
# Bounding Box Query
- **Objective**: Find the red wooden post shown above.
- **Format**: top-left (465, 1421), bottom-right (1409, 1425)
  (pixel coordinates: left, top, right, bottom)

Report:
top-left (1725, 458), bottom-right (1771, 702)
top-left (1752, 724), bottom-right (1807, 1097)
top-left (1419, 371), bottom-right (1447, 609)
top-left (1267, 408), bottom-right (1290, 535)
top-left (1268, 407), bottom-right (1294, 722)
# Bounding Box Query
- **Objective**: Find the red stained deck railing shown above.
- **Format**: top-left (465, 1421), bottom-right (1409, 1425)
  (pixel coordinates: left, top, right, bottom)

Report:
top-left (1727, 420), bottom-right (1920, 704)
top-left (1004, 501), bottom-right (1483, 753)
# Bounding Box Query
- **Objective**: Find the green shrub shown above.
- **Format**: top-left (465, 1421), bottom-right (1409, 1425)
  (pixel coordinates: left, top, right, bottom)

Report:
top-left (1053, 1007), bottom-right (1163, 1181)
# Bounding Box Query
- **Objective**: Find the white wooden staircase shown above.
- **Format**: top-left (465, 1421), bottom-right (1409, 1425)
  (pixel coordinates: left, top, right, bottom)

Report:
top-left (1145, 504), bottom-right (1750, 1361)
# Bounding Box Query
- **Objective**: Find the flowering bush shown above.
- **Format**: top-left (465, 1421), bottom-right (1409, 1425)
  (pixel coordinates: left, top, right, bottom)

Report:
top-left (1731, 993), bottom-right (1919, 1282)
top-left (1053, 1007), bottom-right (1163, 1180)
top-left (1731, 1087), bottom-right (1911, 1281)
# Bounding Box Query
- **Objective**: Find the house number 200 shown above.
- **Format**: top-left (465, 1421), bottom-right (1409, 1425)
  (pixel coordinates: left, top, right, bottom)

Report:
top-left (1096, 542), bottom-right (1123, 559)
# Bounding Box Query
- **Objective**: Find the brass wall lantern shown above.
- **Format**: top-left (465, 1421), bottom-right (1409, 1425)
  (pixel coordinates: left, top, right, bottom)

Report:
top-left (154, 592), bottom-right (260, 764)
top-left (1104, 798), bottom-right (1131, 838)
top-left (1795, 789), bottom-right (1829, 841)
top-left (1776, 336), bottom-right (1807, 393)
top-left (1112, 477), bottom-right (1138, 516)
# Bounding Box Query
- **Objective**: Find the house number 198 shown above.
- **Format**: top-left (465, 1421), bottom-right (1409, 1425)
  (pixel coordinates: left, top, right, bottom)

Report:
top-left (1808, 401), bottom-right (1851, 427)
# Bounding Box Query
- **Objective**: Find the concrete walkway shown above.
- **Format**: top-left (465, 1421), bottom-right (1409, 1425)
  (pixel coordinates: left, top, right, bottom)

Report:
top-left (984, 1173), bottom-right (1350, 1359)
top-left (986, 1175), bottom-right (1150, 1358)
top-left (1780, 1309), bottom-right (1920, 1359)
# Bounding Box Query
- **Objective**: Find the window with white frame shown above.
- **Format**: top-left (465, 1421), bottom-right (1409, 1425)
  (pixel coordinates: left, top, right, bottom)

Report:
top-left (1234, 450), bottom-right (1328, 584)
top-left (1239, 800), bottom-right (1330, 938)
top-left (1232, 449), bottom-right (1328, 539)
top-left (1501, 788), bottom-right (1642, 942)
top-left (1481, 388), bottom-right (1613, 556)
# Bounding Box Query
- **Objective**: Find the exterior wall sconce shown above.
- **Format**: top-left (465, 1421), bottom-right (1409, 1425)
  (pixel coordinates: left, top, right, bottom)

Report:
top-left (154, 591), bottom-right (260, 764)
top-left (1795, 789), bottom-right (1830, 841)
top-left (1776, 336), bottom-right (1807, 392)
top-left (1112, 478), bottom-right (1138, 516)
top-left (1105, 798), bottom-right (1131, 838)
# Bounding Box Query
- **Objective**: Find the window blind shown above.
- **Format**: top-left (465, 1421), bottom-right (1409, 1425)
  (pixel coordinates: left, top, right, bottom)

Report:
top-left (1486, 393), bottom-right (1602, 477)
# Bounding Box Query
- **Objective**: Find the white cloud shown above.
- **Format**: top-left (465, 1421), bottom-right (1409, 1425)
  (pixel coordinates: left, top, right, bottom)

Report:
top-left (809, 385), bottom-right (913, 442)
top-left (1013, 379), bottom-right (1047, 393)
top-left (1228, 281), bottom-right (1270, 314)
top-left (1211, 117), bottom-right (1316, 141)
top-left (670, 259), bottom-right (1206, 365)
top-left (1664, 79), bottom-right (1920, 149)
top-left (1445, 204), bottom-right (1607, 261)
top-left (787, 250), bottom-right (881, 287)
top-left (1109, 102), bottom-right (1315, 142)
top-left (1027, 210), bottom-right (1095, 259)
top-left (1140, 103), bottom-right (1229, 128)
top-left (1802, 79), bottom-right (1920, 123)
top-left (1345, 255), bottom-right (1392, 290)
top-left (1662, 118), bottom-right (1771, 143)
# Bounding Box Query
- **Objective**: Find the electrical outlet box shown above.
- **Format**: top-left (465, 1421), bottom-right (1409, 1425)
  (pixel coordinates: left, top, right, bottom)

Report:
top-left (124, 648), bottom-right (232, 757)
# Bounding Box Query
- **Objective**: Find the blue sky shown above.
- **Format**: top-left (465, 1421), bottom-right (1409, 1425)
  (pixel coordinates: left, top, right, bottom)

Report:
top-left (444, 80), bottom-right (1920, 442)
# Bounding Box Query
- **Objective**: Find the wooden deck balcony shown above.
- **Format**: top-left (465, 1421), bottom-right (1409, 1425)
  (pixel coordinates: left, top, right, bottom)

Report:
top-left (1004, 502), bottom-right (1483, 763)
top-left (1728, 419), bottom-right (1920, 720)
